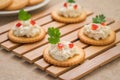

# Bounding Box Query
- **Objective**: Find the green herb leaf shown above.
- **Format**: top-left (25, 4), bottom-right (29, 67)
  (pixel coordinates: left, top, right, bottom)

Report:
top-left (67, 0), bottom-right (75, 3)
top-left (18, 9), bottom-right (31, 21)
top-left (48, 27), bottom-right (61, 44)
top-left (92, 14), bottom-right (106, 24)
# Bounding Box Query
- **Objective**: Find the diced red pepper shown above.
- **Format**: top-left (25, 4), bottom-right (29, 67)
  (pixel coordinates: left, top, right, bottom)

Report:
top-left (69, 43), bottom-right (74, 48)
top-left (74, 5), bottom-right (78, 9)
top-left (30, 20), bottom-right (36, 25)
top-left (16, 23), bottom-right (22, 27)
top-left (58, 43), bottom-right (63, 49)
top-left (101, 22), bottom-right (106, 26)
top-left (91, 24), bottom-right (98, 30)
top-left (64, 2), bottom-right (67, 7)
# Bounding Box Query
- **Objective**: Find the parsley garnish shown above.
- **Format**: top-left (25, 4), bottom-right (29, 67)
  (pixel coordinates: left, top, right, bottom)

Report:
top-left (67, 0), bottom-right (75, 3)
top-left (18, 9), bottom-right (31, 21)
top-left (92, 14), bottom-right (106, 24)
top-left (48, 27), bottom-right (61, 44)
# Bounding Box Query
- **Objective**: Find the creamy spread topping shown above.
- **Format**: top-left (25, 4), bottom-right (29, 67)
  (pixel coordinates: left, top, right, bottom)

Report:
top-left (83, 23), bottom-right (111, 40)
top-left (12, 19), bottom-right (41, 37)
top-left (58, 2), bottom-right (82, 18)
top-left (49, 41), bottom-right (80, 61)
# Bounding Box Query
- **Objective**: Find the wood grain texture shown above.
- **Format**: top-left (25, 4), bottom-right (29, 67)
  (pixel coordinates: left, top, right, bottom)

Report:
top-left (0, 21), bottom-right (16, 35)
top-left (36, 15), bottom-right (53, 26)
top-left (35, 59), bottom-right (50, 70)
top-left (1, 41), bottom-right (20, 51)
top-left (0, 32), bottom-right (8, 43)
top-left (85, 31), bottom-right (120, 59)
top-left (42, 21), bottom-right (65, 32)
top-left (45, 21), bottom-right (120, 77)
top-left (23, 44), bottom-right (48, 63)
top-left (59, 44), bottom-right (120, 80)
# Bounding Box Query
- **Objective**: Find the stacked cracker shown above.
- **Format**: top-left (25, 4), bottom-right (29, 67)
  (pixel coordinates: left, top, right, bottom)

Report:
top-left (0, 0), bottom-right (44, 10)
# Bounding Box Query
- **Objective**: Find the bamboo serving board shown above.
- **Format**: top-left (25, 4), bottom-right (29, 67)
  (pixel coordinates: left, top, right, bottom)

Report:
top-left (0, 3), bottom-right (120, 80)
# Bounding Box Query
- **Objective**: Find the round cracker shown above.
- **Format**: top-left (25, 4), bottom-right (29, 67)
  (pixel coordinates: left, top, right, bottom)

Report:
top-left (5, 0), bottom-right (28, 10)
top-left (8, 27), bottom-right (46, 43)
top-left (78, 28), bottom-right (116, 46)
top-left (28, 0), bottom-right (44, 6)
top-left (51, 10), bottom-right (87, 23)
top-left (0, 0), bottom-right (12, 10)
top-left (43, 45), bottom-right (85, 67)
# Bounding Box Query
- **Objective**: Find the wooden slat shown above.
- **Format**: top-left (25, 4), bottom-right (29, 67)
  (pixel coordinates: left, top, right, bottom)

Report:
top-left (23, 44), bottom-right (48, 63)
top-left (35, 59), bottom-right (50, 70)
top-left (36, 15), bottom-right (53, 26)
top-left (1, 41), bottom-right (20, 51)
top-left (74, 41), bottom-right (87, 48)
top-left (11, 11), bottom-right (93, 57)
top-left (60, 22), bottom-right (89, 36)
top-left (43, 21), bottom-right (65, 32)
top-left (45, 21), bottom-right (120, 77)
top-left (0, 33), bottom-right (8, 43)
top-left (109, 21), bottom-right (120, 31)
top-left (117, 42), bottom-right (120, 45)
top-left (105, 18), bottom-right (115, 25)
top-left (0, 21), bottom-right (16, 35)
top-left (59, 45), bottom-right (120, 80)
top-left (13, 38), bottom-right (48, 57)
